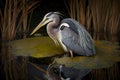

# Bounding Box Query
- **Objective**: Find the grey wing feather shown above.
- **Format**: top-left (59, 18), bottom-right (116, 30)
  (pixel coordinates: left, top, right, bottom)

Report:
top-left (61, 28), bottom-right (85, 55)
top-left (76, 20), bottom-right (95, 55)
top-left (60, 18), bottom-right (95, 56)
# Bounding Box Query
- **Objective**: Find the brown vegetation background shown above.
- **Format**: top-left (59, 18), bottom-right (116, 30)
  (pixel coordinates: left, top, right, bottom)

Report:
top-left (67, 0), bottom-right (120, 40)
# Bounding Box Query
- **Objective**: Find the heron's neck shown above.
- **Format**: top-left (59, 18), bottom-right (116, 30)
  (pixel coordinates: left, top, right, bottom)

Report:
top-left (47, 17), bottom-right (60, 43)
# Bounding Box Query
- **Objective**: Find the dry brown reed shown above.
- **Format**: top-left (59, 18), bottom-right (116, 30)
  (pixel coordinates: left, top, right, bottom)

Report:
top-left (67, 0), bottom-right (120, 40)
top-left (0, 0), bottom-right (40, 80)
top-left (91, 64), bottom-right (120, 80)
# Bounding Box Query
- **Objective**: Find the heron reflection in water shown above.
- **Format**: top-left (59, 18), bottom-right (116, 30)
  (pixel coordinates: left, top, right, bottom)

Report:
top-left (31, 12), bottom-right (95, 56)
top-left (47, 63), bottom-right (91, 80)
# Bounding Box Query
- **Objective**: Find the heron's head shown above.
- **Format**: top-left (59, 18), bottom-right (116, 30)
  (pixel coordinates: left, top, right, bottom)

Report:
top-left (30, 12), bottom-right (62, 35)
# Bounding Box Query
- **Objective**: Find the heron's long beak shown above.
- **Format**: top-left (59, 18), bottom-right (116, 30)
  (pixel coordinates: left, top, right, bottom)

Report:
top-left (30, 17), bottom-right (49, 35)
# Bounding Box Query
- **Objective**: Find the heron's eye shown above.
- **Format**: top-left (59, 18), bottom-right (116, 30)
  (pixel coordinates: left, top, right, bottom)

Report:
top-left (60, 25), bottom-right (65, 30)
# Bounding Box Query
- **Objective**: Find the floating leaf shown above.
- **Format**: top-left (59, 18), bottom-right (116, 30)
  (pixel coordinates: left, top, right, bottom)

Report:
top-left (9, 37), bottom-right (64, 58)
top-left (54, 41), bottom-right (120, 69)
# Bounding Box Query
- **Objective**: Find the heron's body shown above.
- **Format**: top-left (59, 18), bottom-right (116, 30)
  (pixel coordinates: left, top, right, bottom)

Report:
top-left (58, 18), bottom-right (95, 56)
top-left (31, 12), bottom-right (95, 56)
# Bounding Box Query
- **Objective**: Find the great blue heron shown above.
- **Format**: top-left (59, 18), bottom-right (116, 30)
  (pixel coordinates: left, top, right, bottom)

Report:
top-left (31, 12), bottom-right (95, 56)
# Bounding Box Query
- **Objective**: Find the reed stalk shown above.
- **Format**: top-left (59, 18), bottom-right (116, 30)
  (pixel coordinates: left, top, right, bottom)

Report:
top-left (0, 0), bottom-right (40, 80)
top-left (67, 0), bottom-right (120, 40)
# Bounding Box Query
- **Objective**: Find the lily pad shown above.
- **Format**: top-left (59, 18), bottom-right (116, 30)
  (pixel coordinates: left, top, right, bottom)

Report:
top-left (9, 37), bottom-right (64, 58)
top-left (54, 41), bottom-right (120, 69)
